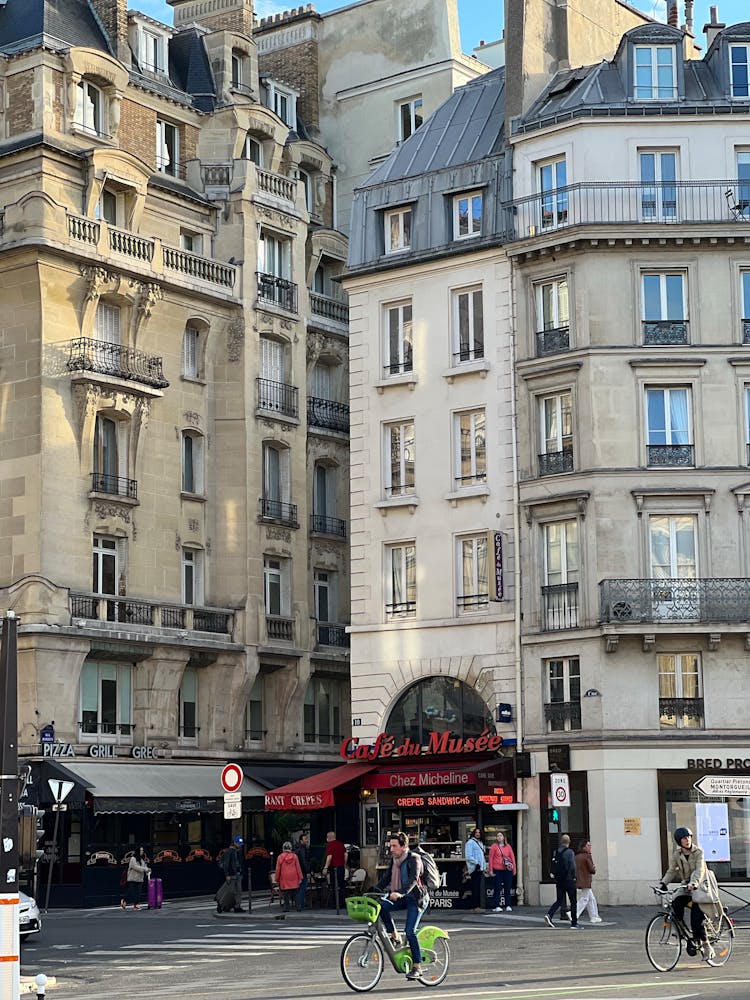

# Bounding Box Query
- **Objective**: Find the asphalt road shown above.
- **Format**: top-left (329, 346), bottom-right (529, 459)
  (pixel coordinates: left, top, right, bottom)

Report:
top-left (20, 897), bottom-right (750, 1000)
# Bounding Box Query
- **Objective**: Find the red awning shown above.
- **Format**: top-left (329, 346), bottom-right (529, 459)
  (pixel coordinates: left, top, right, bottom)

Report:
top-left (264, 761), bottom-right (377, 811)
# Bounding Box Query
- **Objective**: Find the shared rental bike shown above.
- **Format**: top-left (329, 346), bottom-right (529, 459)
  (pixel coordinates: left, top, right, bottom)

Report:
top-left (645, 885), bottom-right (734, 971)
top-left (340, 894), bottom-right (450, 992)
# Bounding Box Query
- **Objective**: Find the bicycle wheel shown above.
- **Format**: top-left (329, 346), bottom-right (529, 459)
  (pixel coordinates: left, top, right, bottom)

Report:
top-left (340, 933), bottom-right (385, 993)
top-left (645, 913), bottom-right (682, 971)
top-left (707, 918), bottom-right (733, 967)
top-left (419, 937), bottom-right (450, 987)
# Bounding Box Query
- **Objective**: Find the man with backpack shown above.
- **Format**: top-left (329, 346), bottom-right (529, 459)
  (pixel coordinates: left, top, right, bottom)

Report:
top-left (221, 835), bottom-right (245, 913)
top-left (544, 834), bottom-right (582, 929)
top-left (375, 833), bottom-right (430, 982)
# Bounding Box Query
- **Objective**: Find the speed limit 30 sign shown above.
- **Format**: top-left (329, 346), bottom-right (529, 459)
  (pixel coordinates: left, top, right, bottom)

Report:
top-left (551, 772), bottom-right (570, 807)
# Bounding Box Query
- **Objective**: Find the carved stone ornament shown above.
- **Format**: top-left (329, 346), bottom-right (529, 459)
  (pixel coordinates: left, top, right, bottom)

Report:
top-left (81, 266), bottom-right (113, 304)
top-left (188, 519), bottom-right (200, 532)
top-left (183, 411), bottom-right (201, 427)
top-left (131, 281), bottom-right (163, 343)
top-left (257, 205), bottom-right (295, 231)
top-left (93, 501), bottom-right (131, 524)
top-left (72, 382), bottom-right (100, 439)
top-left (266, 526), bottom-right (291, 543)
top-left (226, 314), bottom-right (245, 362)
top-left (175, 533), bottom-right (181, 550)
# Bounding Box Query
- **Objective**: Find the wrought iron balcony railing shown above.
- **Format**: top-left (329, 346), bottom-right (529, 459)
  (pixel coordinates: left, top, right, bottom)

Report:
top-left (257, 272), bottom-right (298, 313)
top-left (743, 319), bottom-right (750, 344)
top-left (79, 720), bottom-right (134, 738)
top-left (541, 583), bottom-right (579, 631)
top-left (304, 731), bottom-right (343, 745)
top-left (452, 346), bottom-right (485, 363)
top-left (383, 360), bottom-right (413, 376)
top-left (67, 338), bottom-right (169, 389)
top-left (257, 377), bottom-right (299, 418)
top-left (307, 396), bottom-right (350, 432)
top-left (317, 623), bottom-right (350, 648)
top-left (659, 697), bottom-right (704, 727)
top-left (386, 601), bottom-right (416, 618)
top-left (457, 593), bottom-right (490, 611)
top-left (266, 615), bottom-right (294, 642)
top-left (538, 447), bottom-right (573, 477)
top-left (90, 473), bottom-right (138, 500)
top-left (544, 701), bottom-right (582, 731)
top-left (643, 319), bottom-right (689, 345)
top-left (70, 593), bottom-right (233, 635)
top-left (310, 291), bottom-right (349, 325)
top-left (536, 326), bottom-right (570, 357)
top-left (647, 443), bottom-right (694, 467)
top-left (258, 497), bottom-right (298, 527)
top-left (600, 577), bottom-right (750, 624)
top-left (311, 514), bottom-right (347, 537)
top-left (178, 725), bottom-right (200, 739)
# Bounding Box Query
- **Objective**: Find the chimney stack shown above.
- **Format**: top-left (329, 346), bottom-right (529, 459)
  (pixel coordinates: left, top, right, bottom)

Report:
top-left (703, 6), bottom-right (725, 50)
top-left (667, 1), bottom-right (679, 27)
top-left (89, 0), bottom-right (130, 63)
top-left (684, 0), bottom-right (694, 34)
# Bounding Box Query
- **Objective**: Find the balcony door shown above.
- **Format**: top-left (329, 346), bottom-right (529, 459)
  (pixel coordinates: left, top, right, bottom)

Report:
top-left (543, 521), bottom-right (578, 629)
top-left (648, 514), bottom-right (698, 620)
top-left (639, 151), bottom-right (677, 222)
top-left (94, 415), bottom-right (118, 492)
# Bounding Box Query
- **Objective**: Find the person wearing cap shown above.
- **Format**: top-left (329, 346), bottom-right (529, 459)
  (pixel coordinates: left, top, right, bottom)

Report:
top-left (660, 826), bottom-right (713, 960)
top-left (222, 834), bottom-right (245, 913)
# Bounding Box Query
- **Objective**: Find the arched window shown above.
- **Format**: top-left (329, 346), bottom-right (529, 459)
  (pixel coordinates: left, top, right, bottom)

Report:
top-left (385, 677), bottom-right (495, 744)
top-left (182, 324), bottom-right (200, 378)
top-left (93, 413), bottom-right (133, 498)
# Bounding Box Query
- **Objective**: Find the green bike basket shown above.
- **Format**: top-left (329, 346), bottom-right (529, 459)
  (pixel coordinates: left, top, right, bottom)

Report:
top-left (346, 896), bottom-right (381, 924)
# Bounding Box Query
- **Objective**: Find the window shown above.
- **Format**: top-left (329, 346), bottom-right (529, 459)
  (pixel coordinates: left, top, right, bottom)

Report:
top-left (75, 80), bottom-right (103, 136)
top-left (231, 50), bottom-right (248, 91)
top-left (299, 169), bottom-right (312, 213)
top-left (452, 286), bottom-right (484, 363)
top-left (642, 272), bottom-right (687, 344)
top-left (535, 277), bottom-right (569, 355)
top-left (259, 338), bottom-right (295, 414)
top-left (745, 386), bottom-right (750, 462)
top-left (454, 409), bottom-right (486, 487)
top-left (312, 362), bottom-right (332, 400)
top-left (181, 431), bottom-right (204, 494)
top-left (645, 386), bottom-right (692, 465)
top-left (658, 653), bottom-right (703, 729)
top-left (262, 442), bottom-right (291, 520)
top-left (96, 302), bottom-right (121, 345)
top-left (180, 231), bottom-right (202, 254)
top-left (263, 556), bottom-right (288, 617)
top-left (383, 300), bottom-right (413, 375)
top-left (313, 258), bottom-right (341, 298)
top-left (99, 188), bottom-right (119, 226)
top-left (539, 392), bottom-right (573, 476)
top-left (80, 661), bottom-right (132, 738)
top-left (730, 44), bottom-right (750, 98)
top-left (385, 207), bottom-right (412, 254)
top-left (182, 548), bottom-right (203, 606)
top-left (634, 45), bottom-right (677, 100)
top-left (386, 676), bottom-right (494, 744)
top-left (182, 325), bottom-right (200, 378)
top-left (736, 151), bottom-right (750, 220)
top-left (93, 414), bottom-right (122, 494)
top-left (457, 535), bottom-right (489, 612)
top-left (179, 667), bottom-right (198, 740)
top-left (385, 421), bottom-right (415, 497)
top-left (398, 96), bottom-right (423, 141)
top-left (258, 231), bottom-right (294, 308)
top-left (141, 29), bottom-right (165, 74)
top-left (264, 80), bottom-right (297, 127)
top-left (546, 657), bottom-right (581, 732)
top-left (386, 543), bottom-right (416, 617)
top-left (304, 677), bottom-right (344, 745)
top-left (453, 192), bottom-right (482, 239)
top-left (156, 119), bottom-right (179, 176)
top-left (246, 676), bottom-right (264, 741)
top-left (314, 569), bottom-right (334, 623)
top-left (639, 151), bottom-right (677, 221)
top-left (243, 134), bottom-right (263, 166)
top-left (313, 463), bottom-right (334, 517)
top-left (648, 514), bottom-right (699, 619)
top-left (542, 521), bottom-right (579, 630)
top-left (539, 156), bottom-right (567, 229)
top-left (93, 535), bottom-right (118, 595)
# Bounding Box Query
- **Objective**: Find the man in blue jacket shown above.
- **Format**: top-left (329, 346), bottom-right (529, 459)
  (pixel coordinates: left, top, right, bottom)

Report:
top-left (544, 834), bottom-right (582, 929)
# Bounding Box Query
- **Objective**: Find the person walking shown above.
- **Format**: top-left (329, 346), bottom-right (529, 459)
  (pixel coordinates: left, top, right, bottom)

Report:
top-left (464, 827), bottom-right (487, 912)
top-left (275, 841), bottom-right (303, 912)
top-left (544, 834), bottom-right (582, 929)
top-left (121, 846), bottom-right (150, 911)
top-left (294, 833), bottom-right (311, 911)
top-left (575, 840), bottom-right (602, 923)
top-left (222, 834), bottom-right (245, 913)
top-left (375, 832), bottom-right (429, 982)
top-left (322, 830), bottom-right (348, 908)
top-left (489, 831), bottom-right (516, 912)
top-left (660, 826), bottom-right (714, 960)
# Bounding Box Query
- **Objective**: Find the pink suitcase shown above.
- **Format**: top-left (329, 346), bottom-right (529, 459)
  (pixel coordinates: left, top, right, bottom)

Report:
top-left (147, 877), bottom-right (163, 909)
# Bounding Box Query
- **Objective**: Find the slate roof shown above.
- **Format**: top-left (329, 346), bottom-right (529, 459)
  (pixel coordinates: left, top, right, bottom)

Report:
top-left (169, 28), bottom-right (217, 112)
top-left (0, 0), bottom-right (110, 53)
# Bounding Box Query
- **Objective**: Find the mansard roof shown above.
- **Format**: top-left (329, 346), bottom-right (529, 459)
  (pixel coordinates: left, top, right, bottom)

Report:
top-left (0, 0), bottom-right (110, 54)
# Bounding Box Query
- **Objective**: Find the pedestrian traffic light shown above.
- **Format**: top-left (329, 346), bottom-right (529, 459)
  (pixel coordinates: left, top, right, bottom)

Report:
top-left (548, 807), bottom-right (560, 823)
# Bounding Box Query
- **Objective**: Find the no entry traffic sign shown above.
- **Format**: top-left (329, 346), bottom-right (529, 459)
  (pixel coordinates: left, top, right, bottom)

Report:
top-left (221, 762), bottom-right (244, 793)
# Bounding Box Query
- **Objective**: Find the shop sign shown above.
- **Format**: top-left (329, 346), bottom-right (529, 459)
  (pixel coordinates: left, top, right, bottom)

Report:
top-left (367, 768), bottom-right (472, 790)
top-left (428, 888), bottom-right (460, 908)
top-left (395, 793), bottom-right (474, 809)
top-left (130, 745), bottom-right (160, 759)
top-left (688, 758), bottom-right (750, 771)
top-left (548, 744), bottom-right (570, 771)
top-left (478, 794), bottom-right (515, 805)
top-left (341, 729), bottom-right (505, 761)
top-left (694, 774), bottom-right (750, 796)
top-left (265, 790), bottom-right (333, 810)
top-left (42, 742), bottom-right (75, 757)
top-left (491, 532), bottom-right (503, 601)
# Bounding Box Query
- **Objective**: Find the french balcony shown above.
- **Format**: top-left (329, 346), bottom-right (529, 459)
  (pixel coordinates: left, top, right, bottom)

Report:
top-left (452, 347), bottom-right (485, 364)
top-left (266, 615), bottom-right (294, 642)
top-left (67, 337), bottom-right (168, 389)
top-left (70, 594), bottom-right (234, 635)
top-left (258, 497), bottom-right (298, 527)
top-left (600, 577), bottom-right (750, 625)
top-left (538, 447), bottom-right (573, 477)
top-left (257, 272), bottom-right (297, 313)
top-left (646, 443), bottom-right (694, 467)
top-left (307, 396), bottom-right (350, 433)
top-left (79, 720), bottom-right (134, 740)
top-left (311, 514), bottom-right (347, 537)
top-left (457, 593), bottom-right (490, 612)
top-left (643, 319), bottom-right (689, 346)
top-left (90, 472), bottom-right (138, 500)
top-left (317, 623), bottom-right (350, 648)
top-left (659, 697), bottom-right (704, 728)
top-left (310, 291), bottom-right (349, 326)
top-left (536, 326), bottom-right (570, 357)
top-left (257, 377), bottom-right (299, 418)
top-left (385, 601), bottom-right (416, 619)
top-left (541, 583), bottom-right (579, 631)
top-left (543, 701), bottom-right (582, 731)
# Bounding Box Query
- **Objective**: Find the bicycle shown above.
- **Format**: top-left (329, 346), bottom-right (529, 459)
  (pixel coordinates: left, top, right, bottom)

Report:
top-left (340, 893), bottom-right (450, 992)
top-left (645, 885), bottom-right (734, 971)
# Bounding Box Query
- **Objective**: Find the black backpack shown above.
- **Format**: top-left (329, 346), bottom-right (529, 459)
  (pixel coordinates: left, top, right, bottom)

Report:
top-left (413, 846), bottom-right (440, 892)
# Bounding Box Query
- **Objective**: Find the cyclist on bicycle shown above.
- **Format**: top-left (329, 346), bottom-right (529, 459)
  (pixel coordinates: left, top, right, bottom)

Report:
top-left (375, 832), bottom-right (429, 981)
top-left (660, 826), bottom-right (714, 960)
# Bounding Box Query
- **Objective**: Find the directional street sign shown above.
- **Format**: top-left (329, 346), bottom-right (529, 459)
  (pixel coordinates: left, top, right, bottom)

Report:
top-left (694, 774), bottom-right (750, 797)
top-left (47, 779), bottom-right (74, 803)
top-left (551, 772), bottom-right (570, 807)
top-left (224, 792), bottom-right (242, 820)
top-left (220, 762), bottom-right (244, 793)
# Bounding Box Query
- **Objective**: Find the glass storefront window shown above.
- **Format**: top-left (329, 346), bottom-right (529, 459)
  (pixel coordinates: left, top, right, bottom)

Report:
top-left (385, 677), bottom-right (495, 744)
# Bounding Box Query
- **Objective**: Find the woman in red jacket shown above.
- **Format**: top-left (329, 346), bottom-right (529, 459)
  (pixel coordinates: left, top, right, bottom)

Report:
top-left (489, 832), bottom-right (516, 912)
top-left (275, 841), bottom-right (303, 912)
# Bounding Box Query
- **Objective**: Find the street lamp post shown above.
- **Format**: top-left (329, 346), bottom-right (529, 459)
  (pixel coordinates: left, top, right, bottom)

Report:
top-left (0, 611), bottom-right (20, 1000)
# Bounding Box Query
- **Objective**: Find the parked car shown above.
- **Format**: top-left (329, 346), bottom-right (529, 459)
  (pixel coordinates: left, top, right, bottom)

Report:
top-left (19, 891), bottom-right (42, 939)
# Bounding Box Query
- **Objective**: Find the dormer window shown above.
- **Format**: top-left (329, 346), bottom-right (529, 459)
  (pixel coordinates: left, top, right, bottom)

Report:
top-left (385, 206), bottom-right (412, 254)
top-left (730, 45), bottom-right (750, 99)
top-left (453, 192), bottom-right (483, 239)
top-left (263, 79), bottom-right (298, 128)
top-left (634, 45), bottom-right (677, 100)
top-left (142, 29), bottom-right (166, 74)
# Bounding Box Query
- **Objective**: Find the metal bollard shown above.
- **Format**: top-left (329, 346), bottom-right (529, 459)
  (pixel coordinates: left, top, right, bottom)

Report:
top-left (35, 973), bottom-right (47, 998)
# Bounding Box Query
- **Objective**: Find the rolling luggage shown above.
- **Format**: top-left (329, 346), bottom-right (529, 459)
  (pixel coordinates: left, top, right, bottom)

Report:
top-left (147, 877), bottom-right (163, 909)
top-left (215, 880), bottom-right (236, 912)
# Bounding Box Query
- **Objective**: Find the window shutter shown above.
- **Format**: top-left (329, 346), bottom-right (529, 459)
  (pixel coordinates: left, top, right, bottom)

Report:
top-left (183, 328), bottom-right (198, 377)
top-left (96, 303), bottom-right (121, 344)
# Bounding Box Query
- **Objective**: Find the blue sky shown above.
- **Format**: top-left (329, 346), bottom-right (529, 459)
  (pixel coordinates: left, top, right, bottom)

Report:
top-left (138, 1), bottom-right (747, 54)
